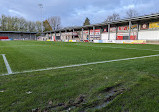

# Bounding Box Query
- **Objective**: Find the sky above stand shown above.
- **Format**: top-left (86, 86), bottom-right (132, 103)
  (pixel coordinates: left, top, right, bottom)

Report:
top-left (0, 0), bottom-right (158, 27)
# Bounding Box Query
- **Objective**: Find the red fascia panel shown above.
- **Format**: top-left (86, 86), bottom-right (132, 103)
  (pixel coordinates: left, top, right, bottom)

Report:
top-left (0, 36), bottom-right (9, 39)
top-left (130, 35), bottom-right (137, 40)
top-left (117, 36), bottom-right (123, 40)
top-left (84, 40), bottom-right (89, 42)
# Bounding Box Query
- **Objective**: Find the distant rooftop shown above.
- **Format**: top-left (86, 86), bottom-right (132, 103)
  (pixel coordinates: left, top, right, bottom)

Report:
top-left (0, 31), bottom-right (37, 34)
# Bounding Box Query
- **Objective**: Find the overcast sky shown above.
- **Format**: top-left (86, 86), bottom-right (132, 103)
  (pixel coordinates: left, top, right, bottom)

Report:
top-left (0, 0), bottom-right (158, 27)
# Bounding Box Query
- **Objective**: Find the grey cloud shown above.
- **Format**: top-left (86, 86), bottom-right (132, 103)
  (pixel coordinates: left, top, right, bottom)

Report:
top-left (0, 0), bottom-right (158, 27)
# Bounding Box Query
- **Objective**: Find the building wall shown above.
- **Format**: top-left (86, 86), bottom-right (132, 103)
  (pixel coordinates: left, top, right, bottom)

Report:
top-left (138, 30), bottom-right (159, 40)
top-left (138, 22), bottom-right (159, 40)
top-left (83, 31), bottom-right (89, 40)
top-left (77, 31), bottom-right (82, 40)
top-left (101, 33), bottom-right (108, 40)
top-left (37, 37), bottom-right (49, 41)
top-left (110, 33), bottom-right (116, 40)
top-left (61, 32), bottom-right (67, 41)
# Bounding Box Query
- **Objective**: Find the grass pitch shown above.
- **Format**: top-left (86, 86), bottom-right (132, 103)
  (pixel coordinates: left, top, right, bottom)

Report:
top-left (0, 41), bottom-right (159, 112)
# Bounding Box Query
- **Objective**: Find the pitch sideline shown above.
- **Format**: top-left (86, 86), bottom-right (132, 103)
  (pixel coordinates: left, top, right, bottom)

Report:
top-left (1, 54), bottom-right (159, 76)
top-left (0, 44), bottom-right (159, 52)
top-left (0, 54), bottom-right (12, 75)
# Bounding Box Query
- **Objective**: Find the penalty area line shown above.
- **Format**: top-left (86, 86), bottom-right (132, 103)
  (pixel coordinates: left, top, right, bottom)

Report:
top-left (1, 54), bottom-right (159, 76)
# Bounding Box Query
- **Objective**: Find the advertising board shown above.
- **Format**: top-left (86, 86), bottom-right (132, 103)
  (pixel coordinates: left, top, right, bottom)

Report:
top-left (140, 23), bottom-right (149, 30)
top-left (149, 22), bottom-right (159, 29)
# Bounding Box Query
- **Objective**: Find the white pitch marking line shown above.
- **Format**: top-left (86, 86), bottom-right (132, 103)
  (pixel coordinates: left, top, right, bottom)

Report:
top-left (0, 44), bottom-right (158, 51)
top-left (74, 44), bottom-right (159, 52)
top-left (1, 54), bottom-right (12, 74)
top-left (0, 45), bottom-right (49, 48)
top-left (1, 54), bottom-right (159, 76)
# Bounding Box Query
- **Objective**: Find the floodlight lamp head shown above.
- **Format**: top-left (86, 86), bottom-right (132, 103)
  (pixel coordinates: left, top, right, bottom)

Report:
top-left (38, 4), bottom-right (43, 8)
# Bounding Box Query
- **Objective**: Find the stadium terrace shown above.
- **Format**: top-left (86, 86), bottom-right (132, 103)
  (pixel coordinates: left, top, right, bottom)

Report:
top-left (0, 31), bottom-right (37, 41)
top-left (43, 13), bottom-right (159, 44)
top-left (1, 13), bottom-right (159, 44)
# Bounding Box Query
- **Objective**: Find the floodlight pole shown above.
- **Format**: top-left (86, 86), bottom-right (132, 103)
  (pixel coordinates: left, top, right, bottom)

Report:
top-left (93, 26), bottom-right (95, 41)
top-left (72, 29), bottom-right (75, 39)
top-left (60, 31), bottom-right (62, 40)
top-left (116, 26), bottom-right (118, 40)
top-left (100, 27), bottom-right (102, 40)
top-left (129, 21), bottom-right (132, 40)
top-left (65, 30), bottom-right (68, 41)
top-left (108, 24), bottom-right (110, 40)
top-left (137, 23), bottom-right (139, 40)
top-left (38, 4), bottom-right (44, 34)
top-left (55, 31), bottom-right (56, 40)
top-left (82, 28), bottom-right (84, 40)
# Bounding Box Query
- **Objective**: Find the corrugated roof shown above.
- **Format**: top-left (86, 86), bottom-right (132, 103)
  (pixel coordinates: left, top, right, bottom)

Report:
top-left (0, 31), bottom-right (37, 34)
top-left (45, 13), bottom-right (159, 33)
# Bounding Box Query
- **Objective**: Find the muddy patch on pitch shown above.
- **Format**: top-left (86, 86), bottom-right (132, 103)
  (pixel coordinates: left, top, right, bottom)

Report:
top-left (32, 95), bottom-right (86, 112)
top-left (78, 83), bottom-right (125, 111)
top-left (32, 83), bottom-right (125, 112)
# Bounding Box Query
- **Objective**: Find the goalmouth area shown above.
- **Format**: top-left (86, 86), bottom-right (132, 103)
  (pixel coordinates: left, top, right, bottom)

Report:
top-left (0, 41), bottom-right (159, 111)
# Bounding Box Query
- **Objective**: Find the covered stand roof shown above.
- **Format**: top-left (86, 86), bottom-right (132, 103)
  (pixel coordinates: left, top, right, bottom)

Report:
top-left (45, 13), bottom-right (159, 33)
top-left (0, 31), bottom-right (37, 34)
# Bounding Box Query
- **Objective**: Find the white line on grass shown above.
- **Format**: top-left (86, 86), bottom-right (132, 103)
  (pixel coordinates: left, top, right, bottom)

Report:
top-left (74, 44), bottom-right (159, 52)
top-left (1, 54), bottom-right (159, 76)
top-left (0, 44), bottom-right (159, 52)
top-left (0, 45), bottom-right (49, 48)
top-left (1, 54), bottom-right (12, 74)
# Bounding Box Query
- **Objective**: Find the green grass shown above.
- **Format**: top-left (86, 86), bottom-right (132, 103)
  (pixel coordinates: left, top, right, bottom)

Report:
top-left (0, 41), bottom-right (159, 112)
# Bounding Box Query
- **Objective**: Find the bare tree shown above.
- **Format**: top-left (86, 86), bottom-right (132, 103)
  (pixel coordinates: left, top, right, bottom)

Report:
top-left (27, 21), bottom-right (37, 32)
top-left (11, 17), bottom-right (19, 31)
top-left (0, 15), bottom-right (7, 31)
top-left (106, 13), bottom-right (120, 22)
top-left (35, 21), bottom-right (42, 32)
top-left (18, 17), bottom-right (27, 31)
top-left (47, 16), bottom-right (61, 31)
top-left (126, 9), bottom-right (138, 18)
top-left (0, 14), bottom-right (47, 32)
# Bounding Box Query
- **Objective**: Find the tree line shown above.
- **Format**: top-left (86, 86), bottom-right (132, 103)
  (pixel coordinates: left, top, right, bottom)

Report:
top-left (0, 15), bottom-right (42, 32)
top-left (0, 15), bottom-right (61, 32)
